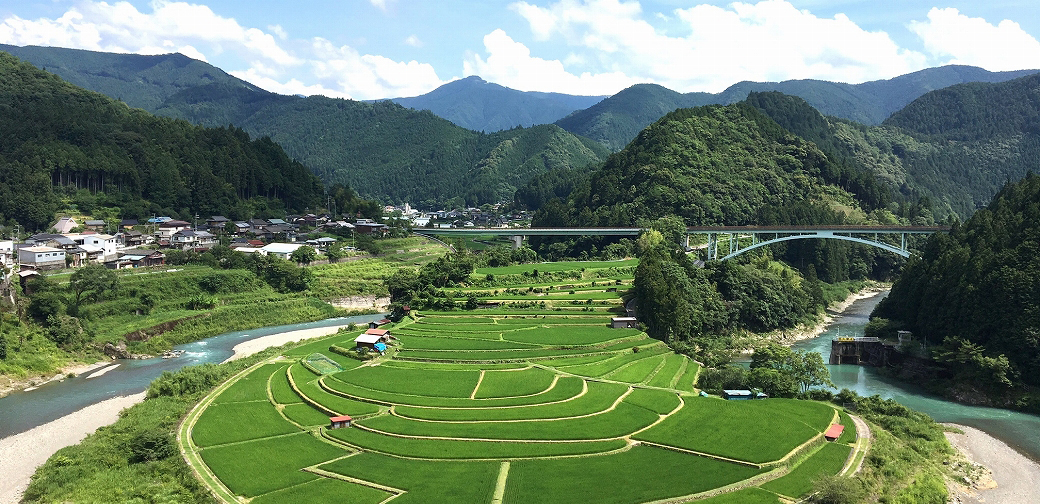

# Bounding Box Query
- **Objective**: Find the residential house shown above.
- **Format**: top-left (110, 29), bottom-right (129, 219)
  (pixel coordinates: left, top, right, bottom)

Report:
top-left (52, 217), bottom-right (78, 233)
top-left (106, 251), bottom-right (166, 269)
top-left (305, 237), bottom-right (338, 250)
top-left (355, 222), bottom-right (389, 235)
top-left (27, 233), bottom-right (78, 251)
top-left (248, 218), bottom-right (269, 233)
top-left (120, 219), bottom-right (139, 230)
top-left (206, 216), bottom-right (231, 230)
top-left (120, 231), bottom-right (145, 247)
top-left (156, 220), bottom-right (191, 240)
top-left (84, 220), bottom-right (107, 232)
top-left (172, 230), bottom-right (217, 250)
top-left (18, 246), bottom-right (66, 270)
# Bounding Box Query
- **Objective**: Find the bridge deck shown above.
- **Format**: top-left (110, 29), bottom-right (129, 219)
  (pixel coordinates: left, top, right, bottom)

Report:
top-left (416, 226), bottom-right (949, 236)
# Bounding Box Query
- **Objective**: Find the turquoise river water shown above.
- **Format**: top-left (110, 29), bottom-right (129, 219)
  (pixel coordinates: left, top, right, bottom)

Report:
top-left (795, 293), bottom-right (1040, 463)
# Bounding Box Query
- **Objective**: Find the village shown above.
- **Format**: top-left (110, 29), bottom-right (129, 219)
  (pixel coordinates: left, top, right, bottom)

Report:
top-left (0, 203), bottom-right (530, 280)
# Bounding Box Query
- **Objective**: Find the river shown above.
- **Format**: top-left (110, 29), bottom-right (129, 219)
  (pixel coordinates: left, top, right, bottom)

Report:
top-left (795, 292), bottom-right (1040, 463)
top-left (0, 314), bottom-right (382, 439)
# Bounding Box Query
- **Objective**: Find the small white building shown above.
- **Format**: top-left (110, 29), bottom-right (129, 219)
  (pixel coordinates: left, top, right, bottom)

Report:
top-left (18, 246), bottom-right (66, 270)
top-left (0, 240), bottom-right (12, 266)
top-left (260, 243), bottom-right (305, 260)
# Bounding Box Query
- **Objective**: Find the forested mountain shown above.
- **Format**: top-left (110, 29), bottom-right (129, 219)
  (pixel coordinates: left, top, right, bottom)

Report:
top-left (0, 44), bottom-right (253, 112)
top-left (556, 65), bottom-right (1037, 152)
top-left (872, 174), bottom-right (1040, 412)
top-left (1, 46), bottom-right (609, 206)
top-left (527, 101), bottom-right (912, 283)
top-left (539, 103), bottom-right (883, 227)
top-left (389, 76), bottom-right (605, 132)
top-left (156, 83), bottom-right (609, 206)
top-left (554, 84), bottom-right (717, 151)
top-left (0, 52), bottom-right (323, 231)
top-left (745, 73), bottom-right (1040, 219)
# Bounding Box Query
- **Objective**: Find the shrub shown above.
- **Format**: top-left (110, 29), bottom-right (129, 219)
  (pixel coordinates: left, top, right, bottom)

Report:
top-left (147, 363), bottom-right (229, 398)
top-left (128, 431), bottom-right (176, 463)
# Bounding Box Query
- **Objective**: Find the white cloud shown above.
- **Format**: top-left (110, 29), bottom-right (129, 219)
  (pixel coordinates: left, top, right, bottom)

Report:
top-left (507, 0), bottom-right (929, 93)
top-left (0, 1), bottom-right (448, 100)
top-left (463, 29), bottom-right (637, 95)
top-left (0, 1), bottom-right (299, 66)
top-left (404, 34), bottom-right (423, 48)
top-left (229, 68), bottom-right (351, 98)
top-left (909, 7), bottom-right (1040, 71)
top-left (309, 37), bottom-right (446, 99)
top-left (370, 0), bottom-right (392, 12)
top-left (268, 24), bottom-right (288, 41)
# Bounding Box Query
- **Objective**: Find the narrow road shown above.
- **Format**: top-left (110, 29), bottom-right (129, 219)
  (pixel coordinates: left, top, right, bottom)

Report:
top-left (846, 414), bottom-right (872, 475)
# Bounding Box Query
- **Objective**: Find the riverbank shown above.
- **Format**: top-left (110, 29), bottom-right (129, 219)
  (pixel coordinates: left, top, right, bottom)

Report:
top-left (0, 392), bottom-right (147, 504)
top-left (944, 423), bottom-right (1040, 504)
top-left (768, 285), bottom-right (888, 346)
top-left (0, 319), bottom-right (368, 503)
top-left (0, 359), bottom-right (113, 399)
top-left (225, 324), bottom-right (355, 362)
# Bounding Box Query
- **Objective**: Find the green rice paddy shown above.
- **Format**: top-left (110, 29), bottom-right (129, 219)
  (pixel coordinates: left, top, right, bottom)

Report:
top-left (185, 259), bottom-right (854, 503)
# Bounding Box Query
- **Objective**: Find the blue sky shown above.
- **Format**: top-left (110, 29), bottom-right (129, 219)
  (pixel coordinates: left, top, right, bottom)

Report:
top-left (2, 1), bottom-right (1039, 99)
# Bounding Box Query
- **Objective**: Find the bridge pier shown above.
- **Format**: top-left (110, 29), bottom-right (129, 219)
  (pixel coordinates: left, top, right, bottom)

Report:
top-left (510, 235), bottom-right (524, 250)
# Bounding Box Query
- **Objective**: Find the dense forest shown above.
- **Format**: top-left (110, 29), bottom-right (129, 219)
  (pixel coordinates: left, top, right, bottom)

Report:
top-left (872, 173), bottom-right (1040, 412)
top-left (744, 75), bottom-right (1040, 220)
top-left (535, 103), bottom-right (890, 226)
top-left (155, 83), bottom-right (610, 207)
top-left (0, 52), bottom-right (325, 231)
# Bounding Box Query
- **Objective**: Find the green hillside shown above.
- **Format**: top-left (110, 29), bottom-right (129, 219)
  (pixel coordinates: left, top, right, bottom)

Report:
top-left (0, 53), bottom-right (322, 231)
top-left (554, 84), bottom-right (716, 151)
top-left (0, 44), bottom-right (252, 112)
top-left (541, 103), bottom-right (879, 227)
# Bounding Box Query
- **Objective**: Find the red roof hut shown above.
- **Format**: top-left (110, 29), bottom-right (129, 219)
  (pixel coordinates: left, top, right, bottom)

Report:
top-left (329, 415), bottom-right (353, 429)
top-left (824, 424), bottom-right (845, 441)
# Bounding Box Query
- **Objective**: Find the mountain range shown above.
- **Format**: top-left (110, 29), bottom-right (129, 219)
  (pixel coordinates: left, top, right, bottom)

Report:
top-left (5, 43), bottom-right (1040, 219)
top-left (0, 44), bottom-right (608, 207)
top-left (555, 66), bottom-right (1039, 151)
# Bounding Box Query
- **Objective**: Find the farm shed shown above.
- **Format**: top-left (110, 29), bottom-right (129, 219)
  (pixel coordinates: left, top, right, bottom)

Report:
top-left (824, 424), bottom-right (845, 441)
top-left (355, 329), bottom-right (391, 350)
top-left (611, 317), bottom-right (637, 329)
top-left (368, 319), bottom-right (391, 329)
top-left (365, 328), bottom-right (392, 340)
top-left (329, 415), bottom-right (352, 429)
top-left (722, 390), bottom-right (754, 400)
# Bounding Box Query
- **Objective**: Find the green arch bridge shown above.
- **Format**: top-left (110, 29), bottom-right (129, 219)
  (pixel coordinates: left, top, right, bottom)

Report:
top-left (415, 225), bottom-right (949, 260)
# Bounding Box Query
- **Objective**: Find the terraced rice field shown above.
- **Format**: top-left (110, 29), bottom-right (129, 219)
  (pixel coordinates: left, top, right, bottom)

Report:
top-left (183, 260), bottom-right (855, 503)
